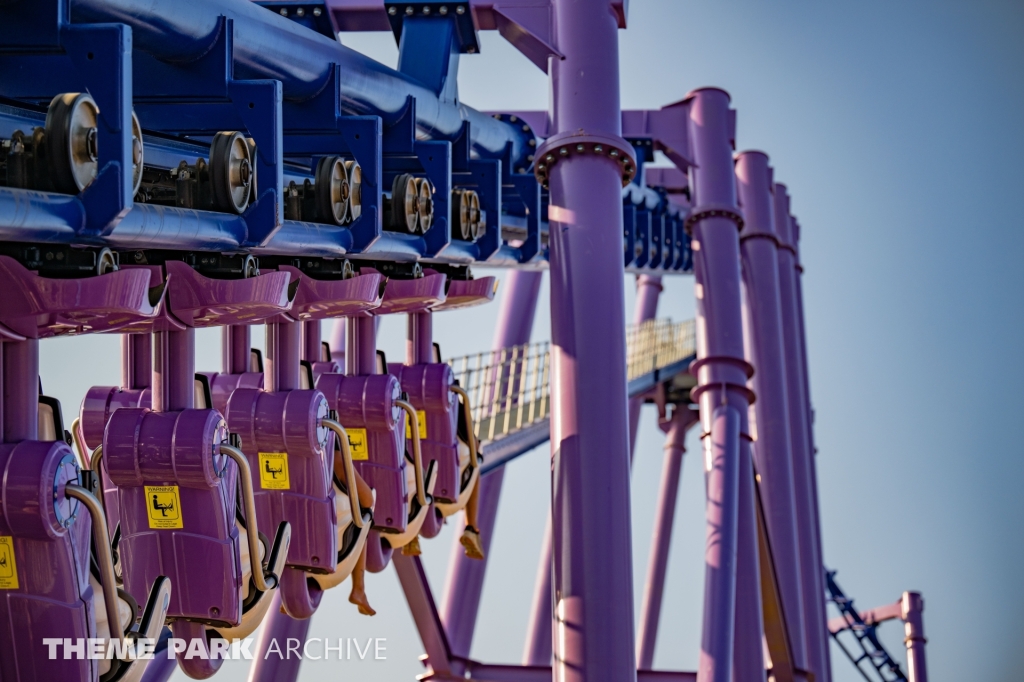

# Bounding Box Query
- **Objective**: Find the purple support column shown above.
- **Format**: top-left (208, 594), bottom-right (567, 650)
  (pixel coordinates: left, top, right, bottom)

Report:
top-left (545, 1), bottom-right (636, 679)
top-left (329, 318), bottom-right (346, 364)
top-left (122, 333), bottom-right (152, 390)
top-left (526, 272), bottom-right (662, 667)
top-left (792, 215), bottom-right (832, 680)
top-left (774, 185), bottom-right (830, 682)
top-left (685, 88), bottom-right (756, 682)
top-left (224, 325), bottom-right (251, 374)
top-left (152, 330), bottom-right (194, 412)
top-left (250, 322), bottom-right (310, 681)
top-left (440, 269), bottom-right (543, 658)
top-left (266, 322), bottom-right (301, 392)
top-left (302, 321), bottom-right (322, 363)
top-left (732, 438), bottom-right (766, 681)
top-left (3, 340), bottom-right (38, 442)
top-left (735, 151), bottom-right (808, 668)
top-left (635, 406), bottom-right (698, 669)
top-left (408, 312), bottom-right (433, 364)
top-left (902, 592), bottom-right (928, 682)
top-left (629, 275), bottom-right (664, 452)
top-left (249, 592), bottom-right (310, 681)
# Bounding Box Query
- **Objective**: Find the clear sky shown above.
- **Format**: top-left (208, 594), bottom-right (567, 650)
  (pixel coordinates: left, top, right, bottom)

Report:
top-left (35, 1), bottom-right (1021, 680)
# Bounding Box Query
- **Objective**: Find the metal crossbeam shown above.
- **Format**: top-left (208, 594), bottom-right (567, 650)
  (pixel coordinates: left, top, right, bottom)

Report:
top-left (825, 571), bottom-right (907, 682)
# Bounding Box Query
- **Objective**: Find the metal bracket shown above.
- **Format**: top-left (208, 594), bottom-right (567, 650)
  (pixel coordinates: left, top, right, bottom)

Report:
top-left (0, 1), bottom-right (134, 235)
top-left (132, 17), bottom-right (284, 246)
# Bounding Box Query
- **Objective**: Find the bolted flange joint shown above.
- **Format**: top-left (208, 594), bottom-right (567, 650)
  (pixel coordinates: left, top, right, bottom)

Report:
top-left (683, 203), bottom-right (745, 235)
top-left (533, 131), bottom-right (638, 189)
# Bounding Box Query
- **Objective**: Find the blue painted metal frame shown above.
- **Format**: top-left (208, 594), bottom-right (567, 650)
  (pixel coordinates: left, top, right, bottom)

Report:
top-left (132, 17), bottom-right (283, 245)
top-left (0, 0), bottom-right (134, 235)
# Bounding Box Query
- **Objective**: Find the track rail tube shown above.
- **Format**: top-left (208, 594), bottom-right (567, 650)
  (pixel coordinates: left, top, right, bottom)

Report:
top-left (70, 0), bottom-right (528, 161)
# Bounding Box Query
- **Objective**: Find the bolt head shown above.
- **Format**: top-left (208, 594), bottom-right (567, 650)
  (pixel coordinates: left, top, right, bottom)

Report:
top-left (527, 154), bottom-right (534, 162)
top-left (313, 7), bottom-right (322, 16)
top-left (423, 6), bottom-right (431, 14)
top-left (545, 154), bottom-right (554, 163)
top-left (594, 144), bottom-right (604, 153)
top-left (279, 7), bottom-right (288, 16)
top-left (456, 4), bottom-right (465, 13)
top-left (575, 144), bottom-right (584, 152)
top-left (296, 7), bottom-right (305, 16)
top-left (610, 149), bottom-right (619, 158)
top-left (439, 5), bottom-right (448, 13)
top-left (405, 6), bottom-right (414, 15)
top-left (389, 5), bottom-right (397, 13)
top-left (558, 148), bottom-right (568, 156)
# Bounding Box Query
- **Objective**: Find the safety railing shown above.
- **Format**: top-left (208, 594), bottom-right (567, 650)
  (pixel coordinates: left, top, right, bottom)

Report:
top-left (447, 318), bottom-right (696, 445)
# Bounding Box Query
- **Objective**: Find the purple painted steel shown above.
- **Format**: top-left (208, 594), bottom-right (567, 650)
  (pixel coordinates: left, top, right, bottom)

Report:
top-left (526, 272), bottom-right (662, 668)
top-left (3, 340), bottom-right (38, 442)
top-left (329, 318), bottom-right (347, 364)
top-left (792, 215), bottom-right (832, 681)
top-left (440, 269), bottom-right (543, 659)
top-left (152, 330), bottom-right (195, 412)
top-left (735, 151), bottom-right (808, 668)
top-left (636, 406), bottom-right (698, 670)
top-left (685, 87), bottom-right (754, 682)
top-left (266, 322), bottom-right (302, 392)
top-left (733, 439), bottom-right (766, 681)
top-left (123, 333), bottom-right (153, 390)
top-left (409, 311), bottom-right (433, 364)
top-left (546, 0), bottom-right (636, 679)
top-left (226, 325), bottom-right (252, 374)
top-left (302, 320), bottom-right (322, 364)
top-left (249, 592), bottom-right (310, 682)
top-left (629, 275), bottom-right (664, 452)
top-left (901, 592), bottom-right (928, 682)
top-left (774, 185), bottom-right (830, 682)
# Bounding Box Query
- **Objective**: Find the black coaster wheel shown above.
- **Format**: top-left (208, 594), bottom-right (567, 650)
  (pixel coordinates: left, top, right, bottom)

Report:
top-left (391, 173), bottom-right (419, 233)
top-left (45, 93), bottom-right (100, 194)
top-left (130, 111), bottom-right (144, 196)
top-left (345, 160), bottom-right (362, 224)
top-left (415, 177), bottom-right (434, 234)
top-left (315, 156), bottom-right (350, 225)
top-left (245, 137), bottom-right (258, 207)
top-left (209, 131), bottom-right (253, 214)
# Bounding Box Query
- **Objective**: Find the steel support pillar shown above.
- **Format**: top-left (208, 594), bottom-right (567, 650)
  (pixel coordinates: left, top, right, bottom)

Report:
top-left (629, 274), bottom-right (664, 452)
top-left (2, 340), bottom-right (37, 442)
top-left (735, 151), bottom-right (807, 668)
top-left (122, 333), bottom-right (152, 390)
top-left (329, 318), bottom-right (347, 364)
top-left (249, 321), bottom-right (309, 682)
top-left (441, 269), bottom-right (544, 658)
top-left (302, 320), bottom-right (322, 364)
top-left (902, 592), bottom-right (928, 682)
top-left (635, 406), bottom-right (698, 669)
top-left (224, 325), bottom-right (251, 374)
top-left (546, 1), bottom-right (636, 679)
top-left (685, 88), bottom-right (759, 682)
top-left (525, 272), bottom-right (661, 666)
top-left (249, 592), bottom-right (310, 682)
top-left (774, 185), bottom-right (830, 682)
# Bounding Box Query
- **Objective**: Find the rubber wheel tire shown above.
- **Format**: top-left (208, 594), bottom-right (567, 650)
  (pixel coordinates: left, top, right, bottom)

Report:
top-left (209, 131), bottom-right (250, 214)
top-left (45, 92), bottom-right (99, 194)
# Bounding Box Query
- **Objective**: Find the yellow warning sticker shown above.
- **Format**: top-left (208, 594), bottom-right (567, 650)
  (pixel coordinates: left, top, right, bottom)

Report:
top-left (145, 486), bottom-right (184, 529)
top-left (259, 452), bottom-right (291, 490)
top-left (405, 410), bottom-right (427, 440)
top-left (347, 428), bottom-right (369, 461)
top-left (0, 536), bottom-right (19, 589)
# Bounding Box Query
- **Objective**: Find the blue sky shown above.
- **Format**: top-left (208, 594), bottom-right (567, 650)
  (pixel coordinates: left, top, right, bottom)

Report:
top-left (35, 1), bottom-right (1021, 680)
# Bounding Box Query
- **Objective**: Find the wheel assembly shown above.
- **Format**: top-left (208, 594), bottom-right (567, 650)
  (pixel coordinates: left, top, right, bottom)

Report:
top-left (315, 156), bottom-right (350, 225)
top-left (345, 159), bottom-right (362, 223)
top-left (388, 173), bottom-right (419, 233)
top-left (415, 177), bottom-right (434, 235)
top-left (209, 131), bottom-right (253, 214)
top-left (45, 92), bottom-right (100, 194)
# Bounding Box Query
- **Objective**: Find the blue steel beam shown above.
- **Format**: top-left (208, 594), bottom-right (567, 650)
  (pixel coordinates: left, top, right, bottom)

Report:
top-left (69, 0), bottom-right (533, 167)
